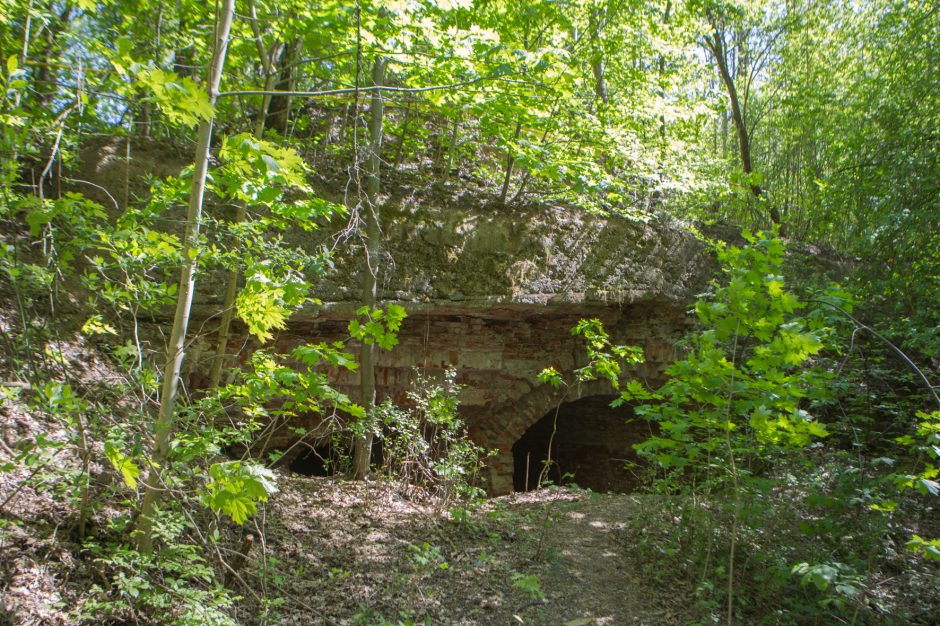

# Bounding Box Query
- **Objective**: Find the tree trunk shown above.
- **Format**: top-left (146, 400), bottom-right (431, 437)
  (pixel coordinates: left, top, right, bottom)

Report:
top-left (34, 2), bottom-right (72, 107)
top-left (208, 3), bottom-right (285, 389)
top-left (706, 27), bottom-right (782, 228)
top-left (351, 56), bottom-right (387, 480)
top-left (266, 39), bottom-right (299, 135)
top-left (499, 121), bottom-right (522, 206)
top-left (658, 1), bottom-right (671, 144)
top-left (391, 98), bottom-right (415, 171)
top-left (590, 7), bottom-right (609, 105)
top-left (442, 112), bottom-right (460, 182)
top-left (135, 0), bottom-right (235, 554)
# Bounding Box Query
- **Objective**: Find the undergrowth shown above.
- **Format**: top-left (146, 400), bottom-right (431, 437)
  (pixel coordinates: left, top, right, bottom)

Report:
top-left (607, 232), bottom-right (940, 625)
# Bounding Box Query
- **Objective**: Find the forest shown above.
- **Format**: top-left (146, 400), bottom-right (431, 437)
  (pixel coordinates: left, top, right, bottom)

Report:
top-left (0, 0), bottom-right (938, 624)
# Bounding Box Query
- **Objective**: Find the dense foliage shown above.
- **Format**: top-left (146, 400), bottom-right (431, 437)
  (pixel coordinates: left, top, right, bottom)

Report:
top-left (620, 233), bottom-right (938, 624)
top-left (0, 0), bottom-right (937, 623)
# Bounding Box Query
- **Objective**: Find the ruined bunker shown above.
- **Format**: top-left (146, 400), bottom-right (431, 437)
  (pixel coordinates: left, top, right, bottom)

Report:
top-left (205, 198), bottom-right (714, 494)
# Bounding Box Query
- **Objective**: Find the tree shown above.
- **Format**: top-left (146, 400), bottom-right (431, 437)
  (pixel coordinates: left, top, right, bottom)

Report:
top-left (207, 0), bottom-right (287, 389)
top-left (700, 0), bottom-right (783, 228)
top-left (135, 0), bottom-right (235, 554)
top-left (351, 54), bottom-right (387, 480)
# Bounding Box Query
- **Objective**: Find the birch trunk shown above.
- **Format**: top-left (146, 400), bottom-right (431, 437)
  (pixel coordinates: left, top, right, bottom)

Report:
top-left (135, 0), bottom-right (235, 554)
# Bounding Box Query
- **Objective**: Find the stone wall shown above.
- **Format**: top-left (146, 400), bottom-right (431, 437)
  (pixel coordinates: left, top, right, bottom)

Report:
top-left (75, 140), bottom-right (716, 493)
top-left (250, 302), bottom-right (691, 494)
top-left (202, 197), bottom-right (715, 494)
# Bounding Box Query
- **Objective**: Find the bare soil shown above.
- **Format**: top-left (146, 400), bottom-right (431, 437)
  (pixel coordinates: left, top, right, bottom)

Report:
top-left (229, 475), bottom-right (685, 626)
top-left (0, 463), bottom-right (686, 625)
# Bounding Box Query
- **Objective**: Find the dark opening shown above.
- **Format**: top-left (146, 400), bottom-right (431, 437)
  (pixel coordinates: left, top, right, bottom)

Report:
top-left (288, 444), bottom-right (342, 476)
top-left (512, 395), bottom-right (650, 493)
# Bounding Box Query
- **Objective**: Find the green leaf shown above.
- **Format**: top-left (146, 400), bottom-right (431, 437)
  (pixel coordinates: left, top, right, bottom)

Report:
top-left (806, 421), bottom-right (829, 438)
top-left (907, 535), bottom-right (940, 562)
top-left (81, 314), bottom-right (117, 336)
top-left (260, 153), bottom-right (280, 175)
top-left (205, 461), bottom-right (277, 525)
top-left (136, 68), bottom-right (215, 127)
top-left (104, 442), bottom-right (141, 489)
top-left (385, 304), bottom-right (407, 331)
top-left (538, 367), bottom-right (564, 388)
top-left (237, 285), bottom-right (289, 342)
top-left (377, 333), bottom-right (399, 350)
top-left (211, 489), bottom-right (255, 525)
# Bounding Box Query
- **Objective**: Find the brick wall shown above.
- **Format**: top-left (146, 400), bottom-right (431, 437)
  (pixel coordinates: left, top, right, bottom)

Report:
top-left (236, 301), bottom-right (691, 494)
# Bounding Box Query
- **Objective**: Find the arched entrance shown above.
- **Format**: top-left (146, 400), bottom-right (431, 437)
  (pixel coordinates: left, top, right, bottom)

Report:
top-left (511, 395), bottom-right (651, 493)
top-left (288, 444), bottom-right (343, 476)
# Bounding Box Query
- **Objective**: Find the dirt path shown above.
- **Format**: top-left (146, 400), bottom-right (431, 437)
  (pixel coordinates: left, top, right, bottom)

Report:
top-left (243, 477), bottom-right (684, 625)
top-left (1, 468), bottom-right (684, 625)
top-left (505, 490), bottom-right (680, 626)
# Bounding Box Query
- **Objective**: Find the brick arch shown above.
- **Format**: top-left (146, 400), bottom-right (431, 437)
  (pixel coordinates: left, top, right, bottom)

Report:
top-left (502, 379), bottom-right (618, 446)
top-left (478, 378), bottom-right (624, 495)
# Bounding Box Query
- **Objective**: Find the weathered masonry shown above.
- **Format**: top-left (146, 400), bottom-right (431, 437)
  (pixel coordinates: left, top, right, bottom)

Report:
top-left (207, 198), bottom-right (715, 494)
top-left (77, 141), bottom-right (713, 493)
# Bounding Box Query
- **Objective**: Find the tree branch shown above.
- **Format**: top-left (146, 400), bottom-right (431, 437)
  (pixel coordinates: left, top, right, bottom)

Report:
top-left (217, 75), bottom-right (526, 99)
top-left (810, 300), bottom-right (940, 408)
